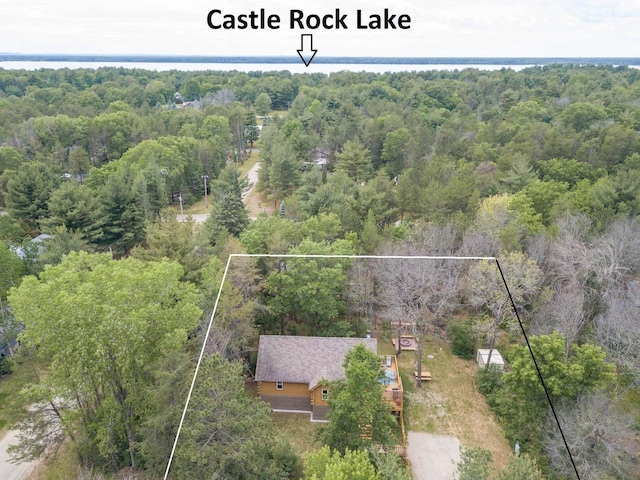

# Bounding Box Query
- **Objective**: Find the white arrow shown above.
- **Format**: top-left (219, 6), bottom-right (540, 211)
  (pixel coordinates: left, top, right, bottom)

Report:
top-left (297, 34), bottom-right (317, 67)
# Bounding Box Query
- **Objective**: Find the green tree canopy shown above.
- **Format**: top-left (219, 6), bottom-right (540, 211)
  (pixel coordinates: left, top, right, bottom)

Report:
top-left (497, 454), bottom-right (544, 480)
top-left (265, 238), bottom-right (353, 335)
top-left (168, 353), bottom-right (299, 480)
top-left (40, 181), bottom-right (103, 242)
top-left (336, 140), bottom-right (373, 183)
top-left (490, 332), bottom-right (616, 447)
top-left (456, 446), bottom-right (492, 480)
top-left (0, 242), bottom-right (24, 299)
top-left (304, 446), bottom-right (380, 480)
top-left (381, 127), bottom-right (411, 177)
top-left (0, 216), bottom-right (27, 244)
top-left (8, 252), bottom-right (202, 469)
top-left (505, 332), bottom-right (616, 400)
top-left (255, 92), bottom-right (273, 116)
top-left (207, 168), bottom-right (250, 238)
top-left (561, 101), bottom-right (607, 131)
top-left (0, 146), bottom-right (22, 175)
top-left (5, 162), bottom-right (60, 231)
top-left (320, 344), bottom-right (397, 453)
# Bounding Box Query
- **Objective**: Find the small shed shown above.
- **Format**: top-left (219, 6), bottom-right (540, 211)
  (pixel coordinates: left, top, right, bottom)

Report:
top-left (476, 349), bottom-right (505, 371)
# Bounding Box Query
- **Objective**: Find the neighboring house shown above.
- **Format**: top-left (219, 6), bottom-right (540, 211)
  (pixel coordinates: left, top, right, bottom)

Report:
top-left (0, 309), bottom-right (23, 358)
top-left (301, 148), bottom-right (330, 171)
top-left (255, 335), bottom-right (403, 422)
top-left (182, 99), bottom-right (201, 109)
top-left (11, 233), bottom-right (53, 260)
top-left (0, 325), bottom-right (21, 357)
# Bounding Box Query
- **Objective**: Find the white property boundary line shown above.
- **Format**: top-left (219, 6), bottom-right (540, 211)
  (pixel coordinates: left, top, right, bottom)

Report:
top-left (163, 253), bottom-right (580, 479)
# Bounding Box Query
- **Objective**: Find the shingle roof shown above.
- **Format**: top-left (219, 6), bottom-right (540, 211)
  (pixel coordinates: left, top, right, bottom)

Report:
top-left (255, 335), bottom-right (378, 390)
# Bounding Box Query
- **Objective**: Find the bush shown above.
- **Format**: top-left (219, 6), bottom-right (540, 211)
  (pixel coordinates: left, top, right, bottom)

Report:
top-left (0, 356), bottom-right (12, 376)
top-left (456, 446), bottom-right (493, 480)
top-left (476, 364), bottom-right (503, 395)
top-left (447, 320), bottom-right (475, 360)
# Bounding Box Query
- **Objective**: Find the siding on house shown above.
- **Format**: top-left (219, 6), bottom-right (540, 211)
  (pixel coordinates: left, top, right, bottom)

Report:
top-left (260, 381), bottom-right (309, 397)
top-left (311, 384), bottom-right (330, 407)
top-left (254, 335), bottom-right (402, 422)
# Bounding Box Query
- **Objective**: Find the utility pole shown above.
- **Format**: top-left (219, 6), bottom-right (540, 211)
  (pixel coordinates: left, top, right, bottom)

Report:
top-left (202, 174), bottom-right (209, 209)
top-left (178, 193), bottom-right (184, 219)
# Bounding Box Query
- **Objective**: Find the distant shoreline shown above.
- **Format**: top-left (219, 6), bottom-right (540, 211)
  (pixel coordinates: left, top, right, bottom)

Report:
top-left (1, 54), bottom-right (639, 66)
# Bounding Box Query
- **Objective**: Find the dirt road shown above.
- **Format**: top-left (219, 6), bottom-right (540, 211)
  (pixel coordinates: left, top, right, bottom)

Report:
top-left (176, 213), bottom-right (209, 223)
top-left (0, 430), bottom-right (37, 480)
top-left (177, 160), bottom-right (262, 224)
top-left (242, 161), bottom-right (260, 200)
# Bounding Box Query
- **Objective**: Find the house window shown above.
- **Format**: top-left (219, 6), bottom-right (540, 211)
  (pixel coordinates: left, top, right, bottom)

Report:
top-left (321, 388), bottom-right (329, 400)
top-left (276, 381), bottom-right (284, 391)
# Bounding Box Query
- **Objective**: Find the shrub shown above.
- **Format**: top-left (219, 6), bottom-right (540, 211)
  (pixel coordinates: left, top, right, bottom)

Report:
top-left (476, 364), bottom-right (503, 395)
top-left (0, 356), bottom-right (12, 376)
top-left (456, 446), bottom-right (493, 480)
top-left (447, 319), bottom-right (475, 360)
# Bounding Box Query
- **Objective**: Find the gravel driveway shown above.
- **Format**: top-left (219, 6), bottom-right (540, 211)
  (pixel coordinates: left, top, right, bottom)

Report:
top-left (407, 432), bottom-right (461, 480)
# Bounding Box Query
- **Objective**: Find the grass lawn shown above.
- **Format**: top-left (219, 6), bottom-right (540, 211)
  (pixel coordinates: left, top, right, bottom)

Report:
top-left (27, 440), bottom-right (79, 480)
top-left (385, 335), bottom-right (513, 473)
top-left (271, 412), bottom-right (321, 456)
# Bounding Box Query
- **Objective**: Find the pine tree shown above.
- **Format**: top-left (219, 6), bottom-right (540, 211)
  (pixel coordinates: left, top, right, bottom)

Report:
top-left (209, 169), bottom-right (249, 237)
top-left (336, 140), bottom-right (373, 183)
top-left (5, 162), bottom-right (59, 231)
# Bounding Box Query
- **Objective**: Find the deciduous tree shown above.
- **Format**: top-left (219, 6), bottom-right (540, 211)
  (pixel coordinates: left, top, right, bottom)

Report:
top-left (304, 446), bottom-right (380, 480)
top-left (456, 446), bottom-right (492, 480)
top-left (255, 92), bottom-right (272, 116)
top-left (265, 239), bottom-right (353, 335)
top-left (0, 242), bottom-right (24, 299)
top-left (467, 252), bottom-right (542, 367)
top-left (543, 393), bottom-right (640, 480)
top-left (377, 232), bottom-right (461, 387)
top-left (492, 332), bottom-right (616, 447)
top-left (497, 454), bottom-right (544, 480)
top-left (320, 344), bottom-right (397, 453)
top-left (8, 252), bottom-right (202, 469)
top-left (594, 282), bottom-right (640, 383)
top-left (0, 146), bottom-right (21, 175)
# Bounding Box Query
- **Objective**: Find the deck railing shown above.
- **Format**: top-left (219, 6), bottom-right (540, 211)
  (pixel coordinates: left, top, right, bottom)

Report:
top-left (383, 389), bottom-right (403, 411)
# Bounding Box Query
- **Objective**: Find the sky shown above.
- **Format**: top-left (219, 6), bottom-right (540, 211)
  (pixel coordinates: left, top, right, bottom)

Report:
top-left (1, 0), bottom-right (639, 58)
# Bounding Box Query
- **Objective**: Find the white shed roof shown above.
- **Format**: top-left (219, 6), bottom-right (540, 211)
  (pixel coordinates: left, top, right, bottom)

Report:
top-left (477, 349), bottom-right (505, 365)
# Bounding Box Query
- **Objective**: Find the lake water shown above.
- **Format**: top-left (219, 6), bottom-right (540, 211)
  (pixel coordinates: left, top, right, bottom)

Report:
top-left (0, 61), bottom-right (538, 73)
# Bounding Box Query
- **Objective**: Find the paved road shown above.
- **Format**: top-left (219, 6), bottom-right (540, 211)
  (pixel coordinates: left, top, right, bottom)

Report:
top-left (0, 430), bottom-right (37, 480)
top-left (406, 432), bottom-right (461, 480)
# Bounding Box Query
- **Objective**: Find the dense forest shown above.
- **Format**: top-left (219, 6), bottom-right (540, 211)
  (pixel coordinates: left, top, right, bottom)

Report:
top-left (1, 64), bottom-right (640, 479)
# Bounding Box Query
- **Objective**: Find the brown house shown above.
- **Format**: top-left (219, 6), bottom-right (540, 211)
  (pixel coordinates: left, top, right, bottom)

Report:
top-left (255, 335), bottom-right (403, 422)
